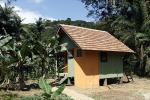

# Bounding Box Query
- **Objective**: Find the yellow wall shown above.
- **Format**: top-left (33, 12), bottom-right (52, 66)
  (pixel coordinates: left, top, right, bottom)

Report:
top-left (74, 49), bottom-right (100, 88)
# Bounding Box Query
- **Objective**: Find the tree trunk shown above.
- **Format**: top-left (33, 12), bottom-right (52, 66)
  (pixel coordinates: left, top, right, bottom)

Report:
top-left (140, 44), bottom-right (145, 76)
top-left (41, 59), bottom-right (46, 77)
top-left (18, 66), bottom-right (26, 90)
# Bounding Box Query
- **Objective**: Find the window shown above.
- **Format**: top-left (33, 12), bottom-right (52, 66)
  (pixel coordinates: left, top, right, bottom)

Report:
top-left (77, 49), bottom-right (82, 57)
top-left (101, 52), bottom-right (108, 62)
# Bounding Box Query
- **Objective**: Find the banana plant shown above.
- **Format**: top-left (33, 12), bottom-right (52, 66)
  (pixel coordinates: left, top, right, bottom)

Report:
top-left (0, 21), bottom-right (60, 90)
top-left (0, 3), bottom-right (60, 90)
top-left (20, 77), bottom-right (65, 100)
top-left (0, 34), bottom-right (33, 89)
top-left (39, 77), bottom-right (65, 100)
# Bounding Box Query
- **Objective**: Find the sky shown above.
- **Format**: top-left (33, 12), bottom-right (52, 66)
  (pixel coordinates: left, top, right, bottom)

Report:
top-left (0, 0), bottom-right (94, 23)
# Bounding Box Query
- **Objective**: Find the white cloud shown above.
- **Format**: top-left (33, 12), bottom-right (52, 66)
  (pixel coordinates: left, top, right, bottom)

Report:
top-left (29, 0), bottom-right (44, 4)
top-left (14, 6), bottom-right (56, 24)
top-left (0, 1), bottom-right (56, 24)
top-left (0, 1), bottom-right (5, 6)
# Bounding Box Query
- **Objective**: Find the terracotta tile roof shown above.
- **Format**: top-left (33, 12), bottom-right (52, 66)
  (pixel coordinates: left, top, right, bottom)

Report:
top-left (59, 24), bottom-right (134, 53)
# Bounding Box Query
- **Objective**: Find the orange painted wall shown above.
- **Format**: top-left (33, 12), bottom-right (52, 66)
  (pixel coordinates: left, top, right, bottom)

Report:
top-left (74, 49), bottom-right (100, 88)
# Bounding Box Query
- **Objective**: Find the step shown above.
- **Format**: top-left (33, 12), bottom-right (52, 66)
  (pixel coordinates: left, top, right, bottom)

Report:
top-left (59, 75), bottom-right (68, 84)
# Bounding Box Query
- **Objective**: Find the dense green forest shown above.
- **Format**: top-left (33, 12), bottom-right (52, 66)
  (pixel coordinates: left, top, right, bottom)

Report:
top-left (81, 0), bottom-right (150, 76)
top-left (0, 0), bottom-right (150, 93)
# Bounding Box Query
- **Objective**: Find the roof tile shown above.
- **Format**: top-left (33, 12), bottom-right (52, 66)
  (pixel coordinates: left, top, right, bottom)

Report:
top-left (60, 24), bottom-right (134, 53)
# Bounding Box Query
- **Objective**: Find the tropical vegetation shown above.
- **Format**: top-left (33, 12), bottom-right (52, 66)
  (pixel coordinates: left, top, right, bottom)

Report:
top-left (0, 0), bottom-right (150, 99)
top-left (81, 0), bottom-right (150, 76)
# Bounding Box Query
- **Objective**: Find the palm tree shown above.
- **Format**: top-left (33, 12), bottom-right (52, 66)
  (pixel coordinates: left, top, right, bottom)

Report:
top-left (27, 18), bottom-right (59, 78)
top-left (0, 3), bottom-right (21, 36)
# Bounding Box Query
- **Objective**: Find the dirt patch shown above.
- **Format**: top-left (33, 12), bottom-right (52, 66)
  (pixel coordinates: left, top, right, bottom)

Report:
top-left (91, 90), bottom-right (145, 100)
top-left (0, 77), bottom-right (150, 100)
top-left (10, 89), bottom-right (43, 96)
top-left (67, 76), bottom-right (150, 100)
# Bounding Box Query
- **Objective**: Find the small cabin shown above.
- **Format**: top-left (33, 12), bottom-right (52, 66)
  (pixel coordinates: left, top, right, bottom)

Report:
top-left (57, 24), bottom-right (133, 89)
